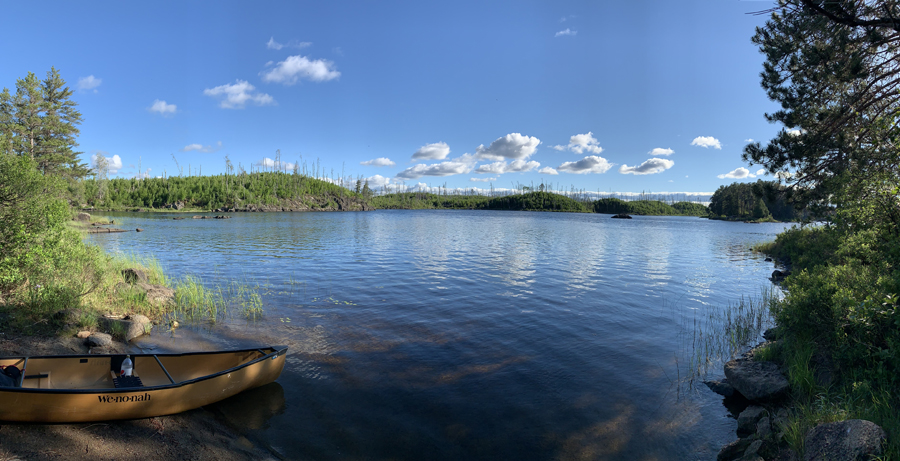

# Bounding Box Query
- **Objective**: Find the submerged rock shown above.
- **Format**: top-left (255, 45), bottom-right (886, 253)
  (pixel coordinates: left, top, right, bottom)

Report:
top-left (611, 213), bottom-right (632, 219)
top-left (704, 379), bottom-right (736, 397)
top-left (804, 419), bottom-right (885, 461)
top-left (718, 437), bottom-right (754, 461)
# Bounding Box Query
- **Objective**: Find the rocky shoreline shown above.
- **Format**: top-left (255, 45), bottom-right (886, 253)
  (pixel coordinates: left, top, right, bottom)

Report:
top-left (705, 334), bottom-right (886, 461)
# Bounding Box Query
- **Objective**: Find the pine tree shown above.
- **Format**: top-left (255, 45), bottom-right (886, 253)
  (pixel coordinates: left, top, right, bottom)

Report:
top-left (0, 68), bottom-right (87, 179)
top-left (38, 68), bottom-right (87, 178)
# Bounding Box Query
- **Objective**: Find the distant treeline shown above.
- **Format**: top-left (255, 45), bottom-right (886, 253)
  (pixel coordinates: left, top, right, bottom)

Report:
top-left (592, 198), bottom-right (709, 216)
top-left (708, 181), bottom-right (803, 222)
top-left (74, 172), bottom-right (372, 210)
top-left (373, 191), bottom-right (710, 216)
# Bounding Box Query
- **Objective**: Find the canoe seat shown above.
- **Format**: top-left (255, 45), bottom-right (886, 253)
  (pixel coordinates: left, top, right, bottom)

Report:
top-left (113, 376), bottom-right (144, 388)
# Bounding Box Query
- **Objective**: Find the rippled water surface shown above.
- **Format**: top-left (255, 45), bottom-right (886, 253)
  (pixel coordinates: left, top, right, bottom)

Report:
top-left (91, 210), bottom-right (791, 460)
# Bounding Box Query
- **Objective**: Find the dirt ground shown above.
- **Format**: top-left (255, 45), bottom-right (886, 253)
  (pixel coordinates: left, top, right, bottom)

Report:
top-left (0, 335), bottom-right (282, 461)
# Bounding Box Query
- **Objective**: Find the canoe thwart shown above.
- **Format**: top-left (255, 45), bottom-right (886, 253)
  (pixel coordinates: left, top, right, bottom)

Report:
top-left (153, 355), bottom-right (176, 384)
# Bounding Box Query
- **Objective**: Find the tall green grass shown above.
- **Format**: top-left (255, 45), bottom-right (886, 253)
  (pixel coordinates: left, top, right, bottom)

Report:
top-left (679, 287), bottom-right (780, 386)
top-left (171, 275), bottom-right (264, 323)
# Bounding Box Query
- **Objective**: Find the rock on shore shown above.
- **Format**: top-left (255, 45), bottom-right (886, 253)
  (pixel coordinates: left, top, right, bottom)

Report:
top-left (723, 357), bottom-right (790, 401)
top-left (710, 343), bottom-right (886, 461)
top-left (803, 420), bottom-right (886, 461)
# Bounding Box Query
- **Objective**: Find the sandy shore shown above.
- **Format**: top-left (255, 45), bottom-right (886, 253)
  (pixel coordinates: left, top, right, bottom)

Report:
top-left (0, 335), bottom-right (281, 461)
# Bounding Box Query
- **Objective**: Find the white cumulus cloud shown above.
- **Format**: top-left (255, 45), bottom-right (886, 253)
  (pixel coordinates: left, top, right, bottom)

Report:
top-left (776, 171), bottom-right (793, 179)
top-left (412, 142), bottom-right (451, 160)
top-left (649, 147), bottom-right (674, 156)
top-left (204, 80), bottom-right (275, 109)
top-left (717, 167), bottom-right (753, 179)
top-left (475, 159), bottom-right (540, 175)
top-left (260, 55), bottom-right (340, 84)
top-left (756, 168), bottom-right (766, 176)
top-left (555, 28), bottom-right (577, 37)
top-left (787, 129), bottom-right (802, 137)
top-left (557, 155), bottom-right (614, 174)
top-left (77, 75), bottom-right (102, 91)
top-left (149, 99), bottom-right (177, 116)
top-left (396, 155), bottom-right (475, 179)
top-left (470, 177), bottom-right (497, 182)
top-left (180, 141), bottom-right (222, 153)
top-left (691, 136), bottom-right (722, 149)
top-left (553, 132), bottom-right (603, 154)
top-left (538, 166), bottom-right (559, 175)
top-left (365, 174), bottom-right (392, 188)
top-left (475, 133), bottom-right (541, 161)
top-left (361, 157), bottom-right (396, 167)
top-left (619, 158), bottom-right (674, 175)
top-left (266, 37), bottom-right (312, 50)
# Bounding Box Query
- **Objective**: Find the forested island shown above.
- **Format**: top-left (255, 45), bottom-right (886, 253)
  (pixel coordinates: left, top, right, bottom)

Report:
top-left (370, 190), bottom-right (711, 216)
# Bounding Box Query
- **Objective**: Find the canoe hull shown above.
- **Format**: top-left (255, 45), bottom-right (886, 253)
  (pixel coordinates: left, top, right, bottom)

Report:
top-left (0, 347), bottom-right (286, 423)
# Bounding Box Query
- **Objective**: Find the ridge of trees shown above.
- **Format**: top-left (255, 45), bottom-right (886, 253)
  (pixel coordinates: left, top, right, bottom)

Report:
top-left (708, 180), bottom-right (804, 221)
top-left (76, 171), bottom-right (371, 210)
top-left (372, 191), bottom-right (710, 216)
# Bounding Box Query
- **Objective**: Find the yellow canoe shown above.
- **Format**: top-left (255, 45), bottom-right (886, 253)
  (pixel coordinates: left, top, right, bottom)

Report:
top-left (0, 346), bottom-right (287, 423)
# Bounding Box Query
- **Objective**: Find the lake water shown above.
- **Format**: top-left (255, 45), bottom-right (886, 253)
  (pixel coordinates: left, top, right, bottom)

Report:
top-left (90, 210), bottom-right (791, 460)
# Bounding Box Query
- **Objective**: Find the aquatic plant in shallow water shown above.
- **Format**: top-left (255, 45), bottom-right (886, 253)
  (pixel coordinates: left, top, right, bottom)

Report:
top-left (679, 286), bottom-right (780, 387)
top-left (171, 276), bottom-right (264, 323)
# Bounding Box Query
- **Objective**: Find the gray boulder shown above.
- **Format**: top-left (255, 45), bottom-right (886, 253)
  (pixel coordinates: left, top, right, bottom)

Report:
top-left (737, 406), bottom-right (767, 437)
top-left (803, 419), bottom-right (885, 461)
top-left (86, 332), bottom-right (112, 347)
top-left (139, 283), bottom-right (175, 308)
top-left (74, 212), bottom-right (91, 221)
top-left (724, 358), bottom-right (789, 401)
top-left (122, 268), bottom-right (148, 284)
top-left (125, 282), bottom-right (175, 308)
top-left (756, 415), bottom-right (772, 439)
top-left (100, 314), bottom-right (152, 342)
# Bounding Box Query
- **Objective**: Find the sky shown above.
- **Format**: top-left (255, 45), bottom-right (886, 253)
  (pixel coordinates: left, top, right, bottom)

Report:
top-left (0, 0), bottom-right (787, 196)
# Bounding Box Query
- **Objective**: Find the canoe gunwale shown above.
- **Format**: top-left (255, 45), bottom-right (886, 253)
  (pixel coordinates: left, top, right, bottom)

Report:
top-left (0, 345), bottom-right (287, 395)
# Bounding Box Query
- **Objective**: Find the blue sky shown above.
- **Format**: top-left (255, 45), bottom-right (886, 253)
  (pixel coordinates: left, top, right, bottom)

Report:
top-left (1, 0), bottom-right (785, 195)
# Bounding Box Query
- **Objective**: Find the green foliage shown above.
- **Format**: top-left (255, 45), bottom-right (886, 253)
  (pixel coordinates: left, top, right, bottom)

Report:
top-left (670, 201), bottom-right (710, 216)
top-left (708, 181), bottom-right (801, 221)
top-left (371, 192), bottom-right (490, 210)
top-left (80, 171), bottom-right (367, 210)
top-left (593, 198), bottom-right (708, 216)
top-left (744, 1), bottom-right (900, 211)
top-left (0, 68), bottom-right (88, 179)
top-left (373, 192), bottom-right (709, 216)
top-left (483, 191), bottom-right (588, 212)
top-left (0, 153), bottom-right (84, 295)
